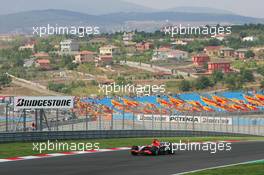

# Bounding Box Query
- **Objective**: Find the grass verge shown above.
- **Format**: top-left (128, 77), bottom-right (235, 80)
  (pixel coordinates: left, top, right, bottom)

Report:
top-left (187, 161), bottom-right (264, 175)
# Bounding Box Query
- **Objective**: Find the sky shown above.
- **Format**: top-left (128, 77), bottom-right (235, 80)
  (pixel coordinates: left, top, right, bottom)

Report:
top-left (124, 0), bottom-right (264, 18)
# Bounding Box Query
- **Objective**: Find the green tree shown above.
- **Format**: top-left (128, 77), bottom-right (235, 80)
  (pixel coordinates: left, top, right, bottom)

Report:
top-left (48, 82), bottom-right (72, 94)
top-left (0, 73), bottom-right (12, 88)
top-left (115, 76), bottom-right (132, 85)
top-left (224, 74), bottom-right (242, 90)
top-left (195, 76), bottom-right (212, 90)
top-left (60, 55), bottom-right (77, 70)
top-left (132, 34), bottom-right (144, 43)
top-left (257, 66), bottom-right (264, 76)
top-left (245, 50), bottom-right (255, 58)
top-left (13, 58), bottom-right (24, 67)
top-left (211, 71), bottom-right (224, 84)
top-left (208, 38), bottom-right (221, 46)
top-left (240, 69), bottom-right (254, 82)
top-left (91, 80), bottom-right (98, 86)
top-left (260, 80), bottom-right (264, 89)
top-left (67, 63), bottom-right (77, 70)
top-left (178, 80), bottom-right (191, 91)
top-left (256, 50), bottom-right (264, 59)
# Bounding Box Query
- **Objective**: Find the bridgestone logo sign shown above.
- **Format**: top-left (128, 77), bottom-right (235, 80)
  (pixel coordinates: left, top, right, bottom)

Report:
top-left (14, 96), bottom-right (74, 109)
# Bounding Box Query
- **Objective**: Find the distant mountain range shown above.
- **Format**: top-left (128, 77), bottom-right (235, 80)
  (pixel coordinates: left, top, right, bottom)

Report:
top-left (166, 6), bottom-right (234, 15)
top-left (0, 0), bottom-right (154, 15)
top-left (0, 0), bottom-right (238, 15)
top-left (0, 9), bottom-right (263, 34)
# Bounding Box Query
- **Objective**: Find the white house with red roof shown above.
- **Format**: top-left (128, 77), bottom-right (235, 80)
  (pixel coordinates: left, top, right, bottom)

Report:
top-left (35, 59), bottom-right (51, 70)
top-left (152, 47), bottom-right (188, 61)
top-left (96, 55), bottom-right (113, 67)
top-left (204, 46), bottom-right (222, 57)
top-left (74, 50), bottom-right (96, 63)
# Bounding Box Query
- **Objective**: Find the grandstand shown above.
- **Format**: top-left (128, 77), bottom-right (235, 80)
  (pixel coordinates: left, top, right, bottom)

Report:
top-left (76, 91), bottom-right (264, 115)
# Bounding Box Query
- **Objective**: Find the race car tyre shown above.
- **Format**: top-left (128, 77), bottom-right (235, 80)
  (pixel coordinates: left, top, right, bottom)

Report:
top-left (131, 152), bottom-right (138, 156)
top-left (150, 146), bottom-right (159, 156)
top-left (131, 146), bottom-right (139, 150)
top-left (131, 146), bottom-right (139, 156)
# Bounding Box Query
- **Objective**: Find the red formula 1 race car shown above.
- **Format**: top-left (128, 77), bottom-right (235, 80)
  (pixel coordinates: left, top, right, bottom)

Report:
top-left (130, 139), bottom-right (174, 156)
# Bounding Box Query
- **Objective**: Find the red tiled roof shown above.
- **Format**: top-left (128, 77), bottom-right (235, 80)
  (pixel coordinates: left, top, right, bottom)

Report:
top-left (193, 54), bottom-right (209, 58)
top-left (99, 55), bottom-right (113, 61)
top-left (208, 60), bottom-right (231, 64)
top-left (169, 50), bottom-right (187, 54)
top-left (156, 47), bottom-right (171, 52)
top-left (36, 59), bottom-right (50, 64)
top-left (100, 55), bottom-right (112, 58)
top-left (136, 42), bottom-right (151, 46)
top-left (0, 96), bottom-right (5, 100)
top-left (34, 52), bottom-right (49, 57)
top-left (79, 50), bottom-right (95, 55)
top-left (204, 46), bottom-right (222, 50)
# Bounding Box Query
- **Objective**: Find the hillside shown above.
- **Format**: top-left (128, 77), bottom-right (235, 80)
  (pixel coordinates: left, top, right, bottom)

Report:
top-left (0, 9), bottom-right (263, 33)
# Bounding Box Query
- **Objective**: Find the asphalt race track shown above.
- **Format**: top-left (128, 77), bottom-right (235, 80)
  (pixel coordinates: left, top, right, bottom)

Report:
top-left (0, 141), bottom-right (264, 175)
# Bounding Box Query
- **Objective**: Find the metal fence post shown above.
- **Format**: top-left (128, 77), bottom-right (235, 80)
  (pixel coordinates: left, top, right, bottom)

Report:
top-left (185, 112), bottom-right (188, 131)
top-left (160, 107), bottom-right (163, 130)
top-left (192, 113), bottom-right (195, 132)
top-left (227, 113), bottom-right (229, 133)
top-left (5, 103), bottom-right (8, 132)
top-left (258, 118), bottom-right (260, 136)
top-left (85, 108), bottom-right (88, 131)
top-left (218, 113), bottom-right (221, 134)
top-left (56, 109), bottom-right (59, 131)
top-left (177, 112), bottom-right (180, 131)
top-left (23, 109), bottom-right (26, 132)
top-left (152, 114), bottom-right (154, 130)
top-left (40, 109), bottom-right (43, 131)
top-left (12, 107), bottom-right (15, 131)
top-left (248, 117), bottom-right (250, 135)
top-left (132, 113), bottom-right (135, 130)
top-left (111, 113), bottom-right (114, 130)
top-left (237, 116), bottom-right (240, 134)
top-left (169, 112), bottom-right (172, 131)
top-left (35, 109), bottom-right (38, 131)
top-left (206, 112), bottom-right (209, 132)
top-left (243, 117), bottom-right (246, 134)
top-left (142, 113), bottom-right (145, 130)
top-left (99, 115), bottom-right (102, 130)
top-left (212, 112), bottom-right (215, 134)
top-left (122, 108), bottom-right (125, 130)
top-left (231, 115), bottom-right (233, 136)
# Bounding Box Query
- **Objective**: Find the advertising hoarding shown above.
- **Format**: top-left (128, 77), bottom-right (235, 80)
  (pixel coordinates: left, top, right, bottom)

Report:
top-left (14, 96), bottom-right (74, 110)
